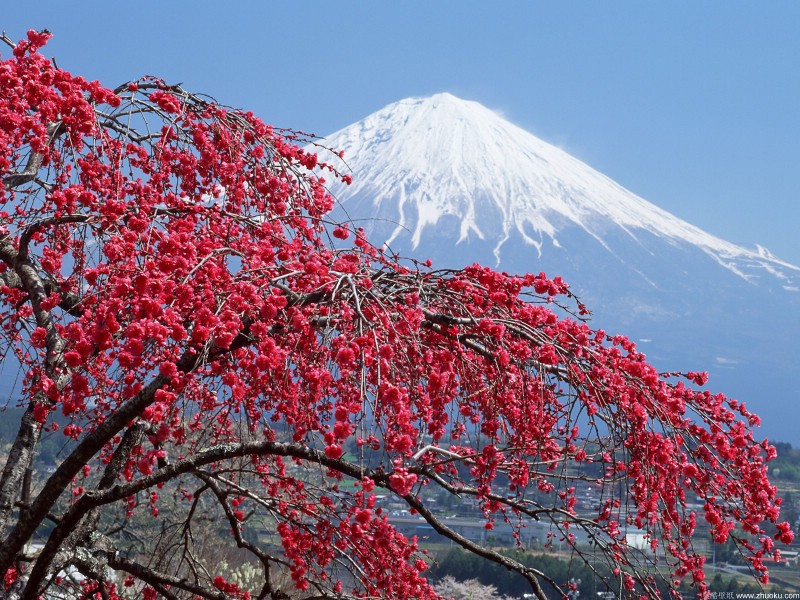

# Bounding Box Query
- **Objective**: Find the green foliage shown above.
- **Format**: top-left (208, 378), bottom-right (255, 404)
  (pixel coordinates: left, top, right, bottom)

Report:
top-left (771, 442), bottom-right (800, 482)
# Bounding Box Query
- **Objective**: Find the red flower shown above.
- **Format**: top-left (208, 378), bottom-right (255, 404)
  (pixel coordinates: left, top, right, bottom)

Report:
top-left (325, 444), bottom-right (344, 460)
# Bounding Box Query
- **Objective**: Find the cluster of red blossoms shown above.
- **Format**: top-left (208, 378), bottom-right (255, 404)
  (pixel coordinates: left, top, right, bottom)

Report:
top-left (0, 31), bottom-right (793, 599)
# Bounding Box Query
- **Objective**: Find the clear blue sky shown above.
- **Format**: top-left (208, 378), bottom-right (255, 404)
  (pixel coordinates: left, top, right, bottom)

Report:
top-left (4, 3), bottom-right (799, 264)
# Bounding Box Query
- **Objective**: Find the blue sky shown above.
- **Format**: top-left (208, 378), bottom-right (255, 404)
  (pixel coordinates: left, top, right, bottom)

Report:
top-left (4, 3), bottom-right (799, 264)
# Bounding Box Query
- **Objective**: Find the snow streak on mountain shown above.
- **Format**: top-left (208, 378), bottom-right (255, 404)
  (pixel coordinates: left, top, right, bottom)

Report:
top-left (317, 93), bottom-right (800, 443)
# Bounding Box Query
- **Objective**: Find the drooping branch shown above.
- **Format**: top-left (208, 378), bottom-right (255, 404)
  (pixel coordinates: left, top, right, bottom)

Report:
top-left (19, 438), bottom-right (558, 598)
top-left (401, 494), bottom-right (551, 600)
top-left (106, 554), bottom-right (227, 600)
top-left (192, 472), bottom-right (282, 600)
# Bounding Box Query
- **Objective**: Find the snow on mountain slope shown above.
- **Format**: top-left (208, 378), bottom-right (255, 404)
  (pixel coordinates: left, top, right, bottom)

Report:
top-left (322, 93), bottom-right (799, 290)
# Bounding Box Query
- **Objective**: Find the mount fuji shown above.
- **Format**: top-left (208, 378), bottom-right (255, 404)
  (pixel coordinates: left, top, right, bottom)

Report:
top-left (318, 93), bottom-right (800, 444)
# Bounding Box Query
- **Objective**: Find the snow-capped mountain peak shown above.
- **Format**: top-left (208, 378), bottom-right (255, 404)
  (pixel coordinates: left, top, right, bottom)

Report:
top-left (322, 93), bottom-right (799, 285)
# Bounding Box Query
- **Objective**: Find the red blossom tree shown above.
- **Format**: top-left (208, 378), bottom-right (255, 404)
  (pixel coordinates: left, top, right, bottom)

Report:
top-left (0, 30), bottom-right (792, 600)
